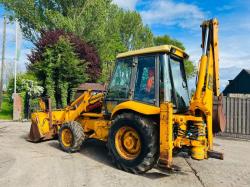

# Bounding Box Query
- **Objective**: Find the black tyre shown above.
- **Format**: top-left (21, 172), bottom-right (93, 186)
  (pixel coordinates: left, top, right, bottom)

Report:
top-left (107, 113), bottom-right (158, 174)
top-left (58, 121), bottom-right (85, 153)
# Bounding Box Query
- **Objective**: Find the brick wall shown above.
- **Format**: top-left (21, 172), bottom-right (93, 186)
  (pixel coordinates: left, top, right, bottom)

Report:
top-left (12, 93), bottom-right (22, 121)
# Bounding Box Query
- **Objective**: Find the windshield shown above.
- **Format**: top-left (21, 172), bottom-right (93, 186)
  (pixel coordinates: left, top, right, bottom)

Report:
top-left (169, 56), bottom-right (190, 111)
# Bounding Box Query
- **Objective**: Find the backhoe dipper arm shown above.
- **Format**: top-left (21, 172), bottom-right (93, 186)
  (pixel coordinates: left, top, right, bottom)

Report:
top-left (190, 19), bottom-right (221, 150)
top-left (194, 18), bottom-right (220, 100)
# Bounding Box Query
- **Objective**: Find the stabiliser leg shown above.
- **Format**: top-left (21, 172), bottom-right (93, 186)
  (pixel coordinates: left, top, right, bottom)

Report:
top-left (208, 150), bottom-right (224, 160)
top-left (158, 102), bottom-right (173, 169)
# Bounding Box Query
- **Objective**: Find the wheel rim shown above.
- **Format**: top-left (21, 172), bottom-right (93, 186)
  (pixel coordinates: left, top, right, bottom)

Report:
top-left (61, 128), bottom-right (73, 147)
top-left (115, 126), bottom-right (141, 160)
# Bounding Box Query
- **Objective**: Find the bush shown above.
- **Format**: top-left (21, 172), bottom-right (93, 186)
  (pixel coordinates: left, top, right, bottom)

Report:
top-left (7, 72), bottom-right (43, 119)
top-left (28, 35), bottom-right (90, 108)
top-left (28, 30), bottom-right (101, 82)
top-left (7, 73), bottom-right (40, 99)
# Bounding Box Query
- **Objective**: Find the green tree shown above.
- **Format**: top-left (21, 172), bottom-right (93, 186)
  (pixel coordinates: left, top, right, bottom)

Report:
top-left (154, 35), bottom-right (196, 78)
top-left (30, 37), bottom-right (87, 108)
top-left (184, 60), bottom-right (197, 79)
top-left (1, 1), bottom-right (153, 73)
top-left (154, 35), bottom-right (185, 50)
top-left (116, 10), bottom-right (153, 50)
top-left (99, 5), bottom-right (154, 81)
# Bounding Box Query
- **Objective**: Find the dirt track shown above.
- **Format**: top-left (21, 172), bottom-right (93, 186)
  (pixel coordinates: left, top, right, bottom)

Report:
top-left (0, 121), bottom-right (250, 187)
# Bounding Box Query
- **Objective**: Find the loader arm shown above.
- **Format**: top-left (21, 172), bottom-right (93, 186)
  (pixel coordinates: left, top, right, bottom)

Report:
top-left (63, 91), bottom-right (104, 122)
top-left (29, 90), bottom-right (104, 142)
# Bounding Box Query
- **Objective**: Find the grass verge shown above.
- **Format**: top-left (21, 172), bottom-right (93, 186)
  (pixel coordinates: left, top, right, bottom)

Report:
top-left (0, 95), bottom-right (13, 120)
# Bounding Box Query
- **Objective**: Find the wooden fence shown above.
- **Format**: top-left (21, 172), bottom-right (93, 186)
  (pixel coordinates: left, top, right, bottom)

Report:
top-left (219, 96), bottom-right (250, 139)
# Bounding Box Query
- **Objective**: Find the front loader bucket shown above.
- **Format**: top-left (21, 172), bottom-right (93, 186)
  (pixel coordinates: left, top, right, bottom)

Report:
top-left (27, 112), bottom-right (56, 142)
top-left (213, 95), bottom-right (226, 133)
top-left (28, 121), bottom-right (43, 142)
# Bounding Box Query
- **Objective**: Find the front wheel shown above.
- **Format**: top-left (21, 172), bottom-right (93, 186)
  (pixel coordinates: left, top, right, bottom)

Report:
top-left (58, 121), bottom-right (85, 153)
top-left (107, 113), bottom-right (158, 174)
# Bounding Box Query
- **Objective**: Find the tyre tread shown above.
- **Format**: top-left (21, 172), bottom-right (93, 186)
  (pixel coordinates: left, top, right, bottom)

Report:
top-left (58, 121), bottom-right (85, 153)
top-left (107, 112), bottom-right (158, 174)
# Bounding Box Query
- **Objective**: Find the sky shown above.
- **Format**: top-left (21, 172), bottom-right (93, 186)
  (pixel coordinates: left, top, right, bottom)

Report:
top-left (1, 0), bottom-right (250, 91)
top-left (0, 6), bottom-right (32, 87)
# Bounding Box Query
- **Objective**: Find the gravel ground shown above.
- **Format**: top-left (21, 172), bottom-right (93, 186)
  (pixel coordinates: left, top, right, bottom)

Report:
top-left (0, 121), bottom-right (249, 187)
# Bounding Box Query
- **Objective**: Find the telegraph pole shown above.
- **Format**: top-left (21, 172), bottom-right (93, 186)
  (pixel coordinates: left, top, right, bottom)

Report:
top-left (14, 20), bottom-right (18, 94)
top-left (0, 16), bottom-right (7, 110)
top-left (12, 20), bottom-right (22, 120)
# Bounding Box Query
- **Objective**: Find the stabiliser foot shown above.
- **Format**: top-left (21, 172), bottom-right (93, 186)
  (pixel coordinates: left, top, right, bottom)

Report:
top-left (157, 157), bottom-right (181, 172)
top-left (208, 150), bottom-right (224, 160)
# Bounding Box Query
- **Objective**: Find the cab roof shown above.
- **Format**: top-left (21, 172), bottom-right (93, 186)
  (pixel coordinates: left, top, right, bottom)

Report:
top-left (116, 45), bottom-right (189, 59)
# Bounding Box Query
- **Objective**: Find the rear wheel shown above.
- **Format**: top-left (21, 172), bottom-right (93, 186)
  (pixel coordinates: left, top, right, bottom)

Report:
top-left (107, 113), bottom-right (158, 174)
top-left (58, 121), bottom-right (85, 153)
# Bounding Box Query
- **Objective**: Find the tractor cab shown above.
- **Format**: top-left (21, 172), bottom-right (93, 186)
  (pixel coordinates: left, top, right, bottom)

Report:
top-left (105, 45), bottom-right (190, 114)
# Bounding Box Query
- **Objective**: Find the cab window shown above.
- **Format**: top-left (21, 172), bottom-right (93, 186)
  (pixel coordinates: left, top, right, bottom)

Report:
top-left (106, 58), bottom-right (133, 99)
top-left (134, 56), bottom-right (156, 104)
top-left (169, 57), bottom-right (189, 110)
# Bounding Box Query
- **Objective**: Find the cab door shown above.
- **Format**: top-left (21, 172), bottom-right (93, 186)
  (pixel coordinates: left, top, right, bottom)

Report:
top-left (105, 57), bottom-right (133, 114)
top-left (133, 55), bottom-right (159, 106)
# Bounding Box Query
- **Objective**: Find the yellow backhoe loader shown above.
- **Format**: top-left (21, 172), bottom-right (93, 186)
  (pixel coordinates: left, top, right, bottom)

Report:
top-left (29, 18), bottom-right (225, 173)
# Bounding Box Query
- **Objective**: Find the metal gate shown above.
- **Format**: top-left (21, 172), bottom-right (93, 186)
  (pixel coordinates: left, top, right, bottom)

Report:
top-left (219, 96), bottom-right (250, 139)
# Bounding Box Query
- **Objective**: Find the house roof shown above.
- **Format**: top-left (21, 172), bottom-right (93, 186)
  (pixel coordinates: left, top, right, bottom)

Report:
top-left (232, 69), bottom-right (250, 80)
top-left (223, 69), bottom-right (250, 95)
top-left (245, 69), bottom-right (250, 75)
top-left (77, 83), bottom-right (106, 91)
